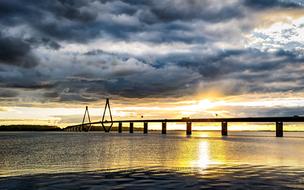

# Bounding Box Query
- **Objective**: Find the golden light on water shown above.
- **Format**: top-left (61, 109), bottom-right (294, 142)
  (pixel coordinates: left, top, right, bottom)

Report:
top-left (191, 141), bottom-right (218, 169)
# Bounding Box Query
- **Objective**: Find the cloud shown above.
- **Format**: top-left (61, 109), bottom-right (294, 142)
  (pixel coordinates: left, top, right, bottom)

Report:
top-left (130, 0), bottom-right (243, 23)
top-left (0, 89), bottom-right (18, 98)
top-left (244, 0), bottom-right (304, 9)
top-left (246, 16), bottom-right (304, 53)
top-left (157, 47), bottom-right (304, 95)
top-left (0, 0), bottom-right (303, 110)
top-left (25, 37), bottom-right (61, 50)
top-left (35, 55), bottom-right (201, 102)
top-left (0, 33), bottom-right (38, 68)
top-left (0, 0), bottom-right (245, 44)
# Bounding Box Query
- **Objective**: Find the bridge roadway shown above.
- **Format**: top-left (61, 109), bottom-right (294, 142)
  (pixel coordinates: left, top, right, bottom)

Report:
top-left (64, 116), bottom-right (304, 137)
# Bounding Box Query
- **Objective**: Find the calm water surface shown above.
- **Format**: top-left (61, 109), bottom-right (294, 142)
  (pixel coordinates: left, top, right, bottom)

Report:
top-left (0, 131), bottom-right (304, 189)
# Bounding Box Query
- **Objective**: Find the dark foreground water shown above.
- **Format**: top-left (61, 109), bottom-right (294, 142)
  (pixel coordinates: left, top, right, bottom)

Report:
top-left (0, 131), bottom-right (304, 189)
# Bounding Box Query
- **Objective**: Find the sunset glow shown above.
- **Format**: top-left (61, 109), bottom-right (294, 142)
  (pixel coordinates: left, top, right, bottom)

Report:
top-left (1, 2), bottom-right (304, 189)
top-left (0, 0), bottom-right (304, 130)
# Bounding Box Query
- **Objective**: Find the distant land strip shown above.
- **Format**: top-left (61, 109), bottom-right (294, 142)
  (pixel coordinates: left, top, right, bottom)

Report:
top-left (0, 125), bottom-right (62, 131)
top-left (0, 125), bottom-right (144, 131)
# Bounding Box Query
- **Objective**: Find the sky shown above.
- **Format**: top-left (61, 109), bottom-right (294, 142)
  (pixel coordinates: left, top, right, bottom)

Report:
top-left (0, 0), bottom-right (304, 128)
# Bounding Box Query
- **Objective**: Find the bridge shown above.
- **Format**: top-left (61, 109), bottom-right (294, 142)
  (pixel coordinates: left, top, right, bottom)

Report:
top-left (64, 99), bottom-right (304, 137)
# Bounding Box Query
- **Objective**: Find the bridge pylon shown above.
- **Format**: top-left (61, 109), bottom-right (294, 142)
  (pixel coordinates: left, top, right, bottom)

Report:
top-left (81, 106), bottom-right (92, 132)
top-left (101, 98), bottom-right (113, 132)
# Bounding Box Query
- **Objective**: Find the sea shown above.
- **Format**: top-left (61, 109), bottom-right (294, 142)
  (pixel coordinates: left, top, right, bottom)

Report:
top-left (0, 131), bottom-right (304, 189)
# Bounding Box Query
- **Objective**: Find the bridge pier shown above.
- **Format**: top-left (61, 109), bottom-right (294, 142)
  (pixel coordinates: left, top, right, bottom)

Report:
top-left (162, 122), bottom-right (167, 134)
top-left (222, 121), bottom-right (228, 136)
top-left (276, 121), bottom-right (283, 137)
top-left (118, 122), bottom-right (122, 133)
top-left (144, 122), bottom-right (148, 134)
top-left (129, 122), bottom-right (134, 133)
top-left (186, 122), bottom-right (192, 135)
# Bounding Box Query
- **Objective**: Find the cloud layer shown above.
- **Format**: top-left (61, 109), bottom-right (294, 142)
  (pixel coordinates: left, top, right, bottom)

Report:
top-left (0, 0), bottom-right (303, 117)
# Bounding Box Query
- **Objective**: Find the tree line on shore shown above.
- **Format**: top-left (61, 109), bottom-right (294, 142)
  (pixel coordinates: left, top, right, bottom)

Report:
top-left (0, 125), bottom-right (62, 131)
top-left (0, 125), bottom-right (145, 131)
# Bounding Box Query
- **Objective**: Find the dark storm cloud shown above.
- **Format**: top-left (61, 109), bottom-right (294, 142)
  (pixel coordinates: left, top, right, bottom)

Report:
top-left (156, 48), bottom-right (304, 95)
top-left (0, 0), bottom-right (139, 42)
top-left (0, 0), bottom-right (245, 44)
top-left (39, 60), bottom-right (201, 102)
top-left (0, 0), bottom-right (99, 42)
top-left (155, 2), bottom-right (241, 23)
top-left (51, 0), bottom-right (97, 22)
top-left (84, 49), bottom-right (106, 56)
top-left (0, 0), bottom-right (96, 23)
top-left (0, 89), bottom-right (18, 98)
top-left (103, 66), bottom-right (200, 98)
top-left (6, 82), bottom-right (55, 90)
top-left (25, 38), bottom-right (61, 50)
top-left (43, 91), bottom-right (59, 98)
top-left (158, 50), bottom-right (277, 80)
top-left (0, 34), bottom-right (38, 68)
top-left (0, 0), bottom-right (301, 45)
top-left (0, 0), bottom-right (303, 104)
top-left (0, 66), bottom-right (55, 90)
top-left (35, 46), bottom-right (304, 102)
top-left (126, 0), bottom-right (243, 24)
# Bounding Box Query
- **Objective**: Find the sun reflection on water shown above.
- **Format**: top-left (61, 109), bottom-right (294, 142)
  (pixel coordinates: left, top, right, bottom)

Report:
top-left (191, 141), bottom-right (221, 169)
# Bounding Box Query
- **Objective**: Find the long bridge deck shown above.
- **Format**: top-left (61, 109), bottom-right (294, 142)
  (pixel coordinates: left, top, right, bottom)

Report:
top-left (64, 116), bottom-right (304, 137)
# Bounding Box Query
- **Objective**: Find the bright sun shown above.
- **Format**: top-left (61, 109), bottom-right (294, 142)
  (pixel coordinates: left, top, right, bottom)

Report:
top-left (180, 99), bottom-right (216, 116)
top-left (197, 100), bottom-right (214, 110)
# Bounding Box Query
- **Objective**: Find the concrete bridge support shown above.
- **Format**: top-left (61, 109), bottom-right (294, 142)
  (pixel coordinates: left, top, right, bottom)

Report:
top-left (222, 121), bottom-right (228, 136)
top-left (162, 122), bottom-right (167, 134)
top-left (118, 122), bottom-right (122, 133)
top-left (129, 122), bottom-right (134, 133)
top-left (144, 122), bottom-right (148, 134)
top-left (276, 121), bottom-right (283, 137)
top-left (186, 122), bottom-right (192, 135)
